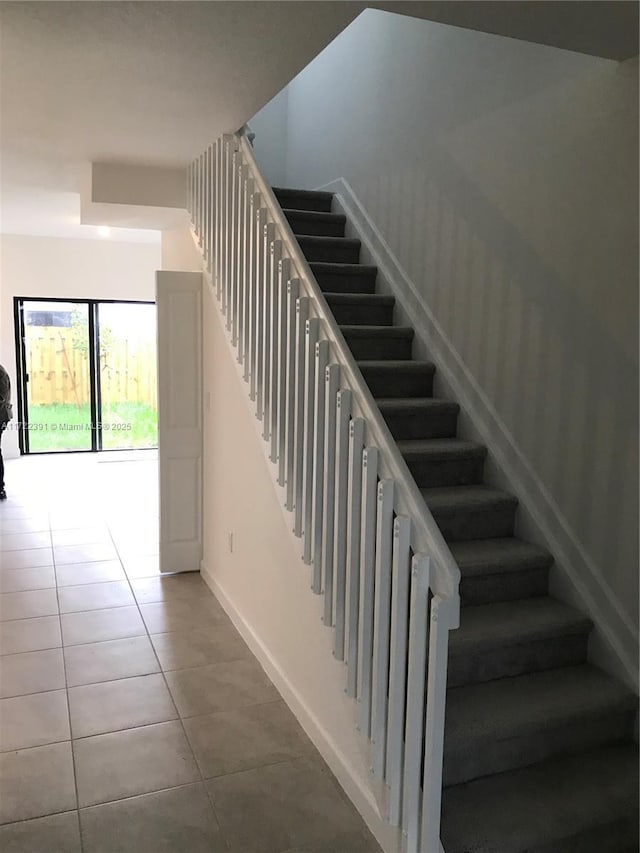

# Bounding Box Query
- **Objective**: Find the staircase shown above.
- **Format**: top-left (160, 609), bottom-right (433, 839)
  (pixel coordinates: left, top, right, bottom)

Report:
top-left (273, 186), bottom-right (639, 853)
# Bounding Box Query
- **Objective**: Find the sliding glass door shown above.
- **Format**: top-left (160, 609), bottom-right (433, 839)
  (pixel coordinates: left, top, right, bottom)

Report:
top-left (98, 302), bottom-right (158, 450)
top-left (14, 298), bottom-right (158, 454)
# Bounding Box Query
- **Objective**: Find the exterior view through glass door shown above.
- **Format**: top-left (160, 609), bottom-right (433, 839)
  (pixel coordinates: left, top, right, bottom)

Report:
top-left (98, 302), bottom-right (158, 450)
top-left (14, 298), bottom-right (158, 454)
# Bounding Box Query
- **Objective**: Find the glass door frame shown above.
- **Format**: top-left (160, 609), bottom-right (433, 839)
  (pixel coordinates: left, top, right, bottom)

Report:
top-left (13, 296), bottom-right (156, 455)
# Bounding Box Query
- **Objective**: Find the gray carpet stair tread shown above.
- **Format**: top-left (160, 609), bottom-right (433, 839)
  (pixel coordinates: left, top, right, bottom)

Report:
top-left (297, 235), bottom-right (360, 248)
top-left (441, 743), bottom-right (639, 853)
top-left (358, 360), bottom-right (434, 371)
top-left (450, 537), bottom-right (553, 577)
top-left (283, 208), bottom-right (345, 224)
top-left (377, 397), bottom-right (459, 413)
top-left (310, 262), bottom-right (377, 276)
top-left (449, 597), bottom-right (591, 654)
top-left (397, 438), bottom-right (486, 460)
top-left (445, 664), bottom-right (636, 746)
top-left (326, 293), bottom-right (394, 305)
top-left (422, 485), bottom-right (518, 512)
top-left (273, 187), bottom-right (333, 203)
top-left (339, 324), bottom-right (414, 338)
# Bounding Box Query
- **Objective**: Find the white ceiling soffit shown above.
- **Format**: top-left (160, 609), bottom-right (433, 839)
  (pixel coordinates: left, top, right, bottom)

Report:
top-left (0, 1), bottom-right (364, 242)
top-left (0, 1), bottom-right (636, 244)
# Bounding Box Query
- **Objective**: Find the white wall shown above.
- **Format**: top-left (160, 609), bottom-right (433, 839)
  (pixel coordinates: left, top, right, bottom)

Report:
top-left (0, 234), bottom-right (161, 457)
top-left (161, 227), bottom-right (202, 272)
top-left (248, 86), bottom-right (289, 187)
top-left (251, 10), bottom-right (639, 679)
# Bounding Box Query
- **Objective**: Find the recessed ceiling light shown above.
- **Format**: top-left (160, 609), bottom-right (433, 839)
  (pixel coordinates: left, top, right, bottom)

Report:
top-left (97, 226), bottom-right (111, 238)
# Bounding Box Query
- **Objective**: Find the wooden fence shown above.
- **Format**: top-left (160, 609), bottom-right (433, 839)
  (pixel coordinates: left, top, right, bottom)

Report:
top-left (26, 327), bottom-right (157, 409)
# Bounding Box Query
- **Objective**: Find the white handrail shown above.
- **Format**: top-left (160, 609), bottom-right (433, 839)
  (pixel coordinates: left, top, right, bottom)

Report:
top-left (238, 130), bottom-right (461, 626)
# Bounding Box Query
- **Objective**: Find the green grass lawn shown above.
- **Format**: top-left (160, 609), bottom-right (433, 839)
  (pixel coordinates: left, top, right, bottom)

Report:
top-left (27, 403), bottom-right (158, 452)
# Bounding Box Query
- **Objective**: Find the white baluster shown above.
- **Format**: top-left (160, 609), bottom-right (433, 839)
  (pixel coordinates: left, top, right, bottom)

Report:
top-left (208, 145), bottom-right (215, 277)
top-left (302, 318), bottom-right (319, 563)
top-left (402, 554), bottom-right (430, 853)
top-left (222, 138), bottom-right (230, 314)
top-left (267, 240), bottom-right (282, 452)
top-left (346, 417), bottom-right (365, 697)
top-left (333, 388), bottom-right (352, 660)
top-left (276, 258), bottom-right (291, 485)
top-left (241, 176), bottom-right (255, 376)
top-left (420, 595), bottom-right (451, 853)
top-left (284, 278), bottom-right (299, 511)
top-left (386, 515), bottom-right (411, 825)
top-left (261, 222), bottom-right (276, 436)
top-left (203, 146), bottom-right (210, 266)
top-left (357, 446), bottom-right (378, 738)
top-left (254, 207), bottom-right (267, 418)
top-left (372, 478), bottom-right (395, 780)
top-left (322, 364), bottom-right (340, 626)
top-left (311, 340), bottom-right (329, 593)
top-left (292, 296), bottom-right (310, 537)
top-left (229, 151), bottom-right (240, 343)
top-left (215, 141), bottom-right (223, 299)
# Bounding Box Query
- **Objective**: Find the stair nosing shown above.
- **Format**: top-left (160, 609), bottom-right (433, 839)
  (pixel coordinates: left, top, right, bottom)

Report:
top-left (309, 262), bottom-right (377, 276)
top-left (283, 208), bottom-right (345, 223)
top-left (397, 438), bottom-right (487, 458)
top-left (297, 235), bottom-right (360, 247)
top-left (325, 293), bottom-right (394, 304)
top-left (358, 362), bottom-right (436, 379)
top-left (340, 324), bottom-right (414, 337)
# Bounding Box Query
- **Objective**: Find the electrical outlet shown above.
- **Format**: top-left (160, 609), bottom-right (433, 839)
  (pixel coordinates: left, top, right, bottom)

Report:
top-left (228, 532), bottom-right (233, 553)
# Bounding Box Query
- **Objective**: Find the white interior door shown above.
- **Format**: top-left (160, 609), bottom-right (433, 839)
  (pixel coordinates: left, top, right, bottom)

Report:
top-left (156, 271), bottom-right (202, 573)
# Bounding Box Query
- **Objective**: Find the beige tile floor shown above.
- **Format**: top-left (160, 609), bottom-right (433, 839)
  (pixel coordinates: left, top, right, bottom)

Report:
top-left (0, 452), bottom-right (380, 853)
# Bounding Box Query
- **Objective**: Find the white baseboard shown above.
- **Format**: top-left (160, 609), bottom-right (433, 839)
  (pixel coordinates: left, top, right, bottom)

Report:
top-left (200, 562), bottom-right (400, 853)
top-left (319, 176), bottom-right (638, 692)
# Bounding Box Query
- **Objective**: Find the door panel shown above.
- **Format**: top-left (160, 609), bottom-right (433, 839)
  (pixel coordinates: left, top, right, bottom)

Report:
top-left (156, 272), bottom-right (202, 573)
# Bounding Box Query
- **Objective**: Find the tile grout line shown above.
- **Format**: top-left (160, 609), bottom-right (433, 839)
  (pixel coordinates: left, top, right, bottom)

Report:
top-left (2, 492), bottom-right (318, 849)
top-left (49, 515), bottom-right (85, 853)
top-left (105, 520), bottom-right (235, 851)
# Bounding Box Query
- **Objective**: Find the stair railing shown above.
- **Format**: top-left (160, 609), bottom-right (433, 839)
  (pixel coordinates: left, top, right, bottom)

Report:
top-left (187, 130), bottom-right (460, 853)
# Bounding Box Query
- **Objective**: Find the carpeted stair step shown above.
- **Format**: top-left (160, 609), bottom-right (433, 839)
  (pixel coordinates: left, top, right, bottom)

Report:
top-left (358, 361), bottom-right (435, 398)
top-left (298, 235), bottom-right (361, 264)
top-left (451, 537), bottom-right (553, 606)
top-left (377, 397), bottom-right (460, 439)
top-left (422, 486), bottom-right (518, 541)
top-left (398, 438), bottom-right (486, 487)
top-left (443, 664), bottom-right (636, 787)
top-left (309, 262), bottom-right (377, 294)
top-left (447, 597), bottom-right (591, 686)
top-left (441, 743), bottom-right (640, 853)
top-left (284, 208), bottom-right (346, 237)
top-left (273, 187), bottom-right (333, 213)
top-left (324, 293), bottom-right (395, 325)
top-left (340, 325), bottom-right (414, 360)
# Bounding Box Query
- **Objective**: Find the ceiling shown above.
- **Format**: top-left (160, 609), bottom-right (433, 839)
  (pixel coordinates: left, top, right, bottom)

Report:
top-left (1, 1), bottom-right (637, 244)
